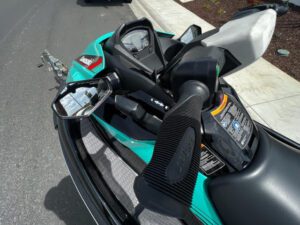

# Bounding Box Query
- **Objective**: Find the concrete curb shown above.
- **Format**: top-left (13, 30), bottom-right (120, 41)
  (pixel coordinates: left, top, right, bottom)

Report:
top-left (130, 0), bottom-right (214, 35)
top-left (129, 0), bottom-right (300, 143)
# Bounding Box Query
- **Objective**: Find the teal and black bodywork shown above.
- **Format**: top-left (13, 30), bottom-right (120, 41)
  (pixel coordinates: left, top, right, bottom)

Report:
top-left (67, 32), bottom-right (113, 83)
top-left (51, 6), bottom-right (300, 225)
top-left (65, 25), bottom-right (225, 224)
top-left (66, 28), bottom-right (222, 225)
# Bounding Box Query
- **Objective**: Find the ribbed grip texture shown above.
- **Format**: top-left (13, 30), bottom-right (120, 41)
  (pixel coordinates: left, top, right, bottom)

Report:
top-left (137, 95), bottom-right (203, 212)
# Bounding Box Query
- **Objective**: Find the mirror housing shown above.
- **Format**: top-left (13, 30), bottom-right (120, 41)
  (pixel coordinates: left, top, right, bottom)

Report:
top-left (179, 25), bottom-right (202, 44)
top-left (52, 79), bottom-right (112, 119)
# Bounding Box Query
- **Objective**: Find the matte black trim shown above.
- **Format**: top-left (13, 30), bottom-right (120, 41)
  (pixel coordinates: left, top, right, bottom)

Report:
top-left (258, 122), bottom-right (300, 150)
top-left (57, 116), bottom-right (198, 225)
top-left (94, 98), bottom-right (157, 141)
top-left (219, 50), bottom-right (241, 76)
top-left (57, 118), bottom-right (117, 225)
top-left (160, 28), bottom-right (220, 85)
top-left (104, 52), bottom-right (174, 107)
top-left (208, 124), bottom-right (300, 225)
top-left (104, 18), bottom-right (166, 75)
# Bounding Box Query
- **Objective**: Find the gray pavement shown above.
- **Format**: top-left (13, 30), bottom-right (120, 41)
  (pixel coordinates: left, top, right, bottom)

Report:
top-left (0, 0), bottom-right (135, 224)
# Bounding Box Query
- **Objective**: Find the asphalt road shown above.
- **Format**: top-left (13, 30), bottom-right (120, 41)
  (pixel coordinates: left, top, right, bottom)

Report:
top-left (0, 0), bottom-right (135, 224)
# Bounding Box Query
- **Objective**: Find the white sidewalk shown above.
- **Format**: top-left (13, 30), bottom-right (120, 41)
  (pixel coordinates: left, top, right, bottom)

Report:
top-left (130, 0), bottom-right (300, 143)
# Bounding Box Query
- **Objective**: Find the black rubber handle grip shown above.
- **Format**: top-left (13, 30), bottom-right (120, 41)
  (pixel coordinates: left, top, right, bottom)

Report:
top-left (134, 81), bottom-right (209, 218)
top-left (236, 3), bottom-right (289, 17)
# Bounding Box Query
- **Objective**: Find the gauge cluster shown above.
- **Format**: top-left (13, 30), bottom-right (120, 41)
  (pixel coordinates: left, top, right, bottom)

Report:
top-left (121, 29), bottom-right (150, 53)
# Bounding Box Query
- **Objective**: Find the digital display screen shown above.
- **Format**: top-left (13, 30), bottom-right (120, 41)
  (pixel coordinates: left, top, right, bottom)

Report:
top-left (121, 29), bottom-right (150, 53)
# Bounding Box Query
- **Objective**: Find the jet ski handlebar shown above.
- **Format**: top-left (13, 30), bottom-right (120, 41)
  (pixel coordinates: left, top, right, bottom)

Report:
top-left (233, 3), bottom-right (289, 18)
top-left (134, 80), bottom-right (209, 218)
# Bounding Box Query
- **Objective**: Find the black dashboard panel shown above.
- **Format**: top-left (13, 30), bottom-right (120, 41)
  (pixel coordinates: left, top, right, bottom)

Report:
top-left (104, 18), bottom-right (166, 75)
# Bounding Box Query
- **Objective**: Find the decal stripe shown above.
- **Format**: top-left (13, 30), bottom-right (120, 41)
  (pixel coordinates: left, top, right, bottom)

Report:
top-left (211, 95), bottom-right (228, 116)
top-left (88, 57), bottom-right (103, 70)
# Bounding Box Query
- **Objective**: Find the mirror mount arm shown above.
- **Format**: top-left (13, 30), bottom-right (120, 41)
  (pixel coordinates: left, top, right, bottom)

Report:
top-left (41, 49), bottom-right (68, 85)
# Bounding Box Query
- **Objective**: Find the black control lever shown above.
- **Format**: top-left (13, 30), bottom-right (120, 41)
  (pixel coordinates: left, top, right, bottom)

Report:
top-left (115, 95), bottom-right (162, 134)
top-left (134, 81), bottom-right (209, 218)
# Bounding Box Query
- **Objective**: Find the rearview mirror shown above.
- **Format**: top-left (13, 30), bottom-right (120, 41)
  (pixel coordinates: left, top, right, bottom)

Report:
top-left (52, 79), bottom-right (112, 119)
top-left (179, 25), bottom-right (202, 44)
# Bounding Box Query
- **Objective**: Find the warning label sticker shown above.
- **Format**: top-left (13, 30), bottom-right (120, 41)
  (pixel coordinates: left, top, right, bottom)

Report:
top-left (211, 95), bottom-right (253, 149)
top-left (199, 144), bottom-right (225, 176)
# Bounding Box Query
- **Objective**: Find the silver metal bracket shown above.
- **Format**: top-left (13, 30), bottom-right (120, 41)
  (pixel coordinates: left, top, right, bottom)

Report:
top-left (41, 49), bottom-right (68, 83)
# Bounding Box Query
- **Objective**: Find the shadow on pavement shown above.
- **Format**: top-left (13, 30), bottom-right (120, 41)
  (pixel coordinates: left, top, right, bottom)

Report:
top-left (77, 0), bottom-right (128, 7)
top-left (44, 176), bottom-right (96, 225)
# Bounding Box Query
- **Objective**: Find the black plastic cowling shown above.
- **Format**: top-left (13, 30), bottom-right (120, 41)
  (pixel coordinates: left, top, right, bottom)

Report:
top-left (134, 81), bottom-right (209, 218)
top-left (208, 125), bottom-right (300, 225)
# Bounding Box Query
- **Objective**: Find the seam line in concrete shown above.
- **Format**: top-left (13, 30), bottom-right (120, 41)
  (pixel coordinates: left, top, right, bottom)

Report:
top-left (247, 106), bottom-right (270, 126)
top-left (249, 93), bottom-right (300, 107)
